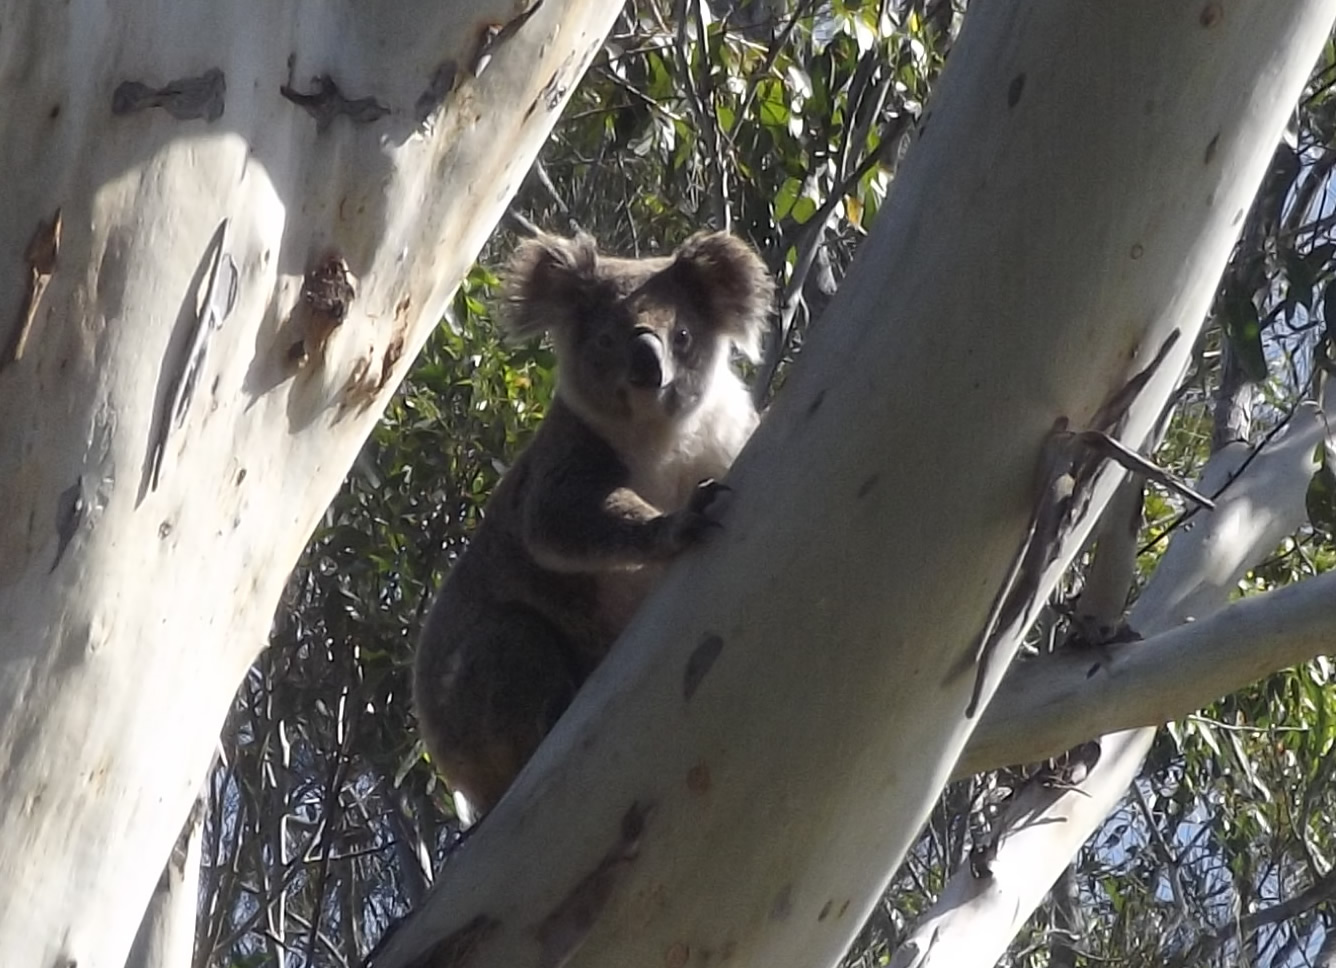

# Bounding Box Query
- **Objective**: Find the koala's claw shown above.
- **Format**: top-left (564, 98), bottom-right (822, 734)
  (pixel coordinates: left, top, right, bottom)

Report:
top-left (662, 479), bottom-right (733, 551)
top-left (688, 478), bottom-right (731, 515)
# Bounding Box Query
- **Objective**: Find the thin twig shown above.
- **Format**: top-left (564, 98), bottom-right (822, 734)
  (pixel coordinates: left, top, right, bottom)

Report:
top-left (1131, 782), bottom-right (1192, 934)
top-left (673, 0), bottom-right (729, 229)
top-left (755, 124), bottom-right (901, 402)
top-left (502, 209), bottom-right (540, 238)
top-left (732, 0), bottom-right (819, 140)
top-left (1138, 400), bottom-right (1303, 556)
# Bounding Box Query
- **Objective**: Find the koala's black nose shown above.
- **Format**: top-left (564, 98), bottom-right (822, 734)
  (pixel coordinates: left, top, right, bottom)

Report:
top-left (627, 329), bottom-right (667, 389)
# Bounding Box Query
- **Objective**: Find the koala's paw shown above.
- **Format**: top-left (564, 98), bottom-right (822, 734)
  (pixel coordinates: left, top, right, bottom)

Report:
top-left (660, 479), bottom-right (731, 553)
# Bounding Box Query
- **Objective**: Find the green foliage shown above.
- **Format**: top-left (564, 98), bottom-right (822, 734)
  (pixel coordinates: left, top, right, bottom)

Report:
top-left (198, 265), bottom-right (551, 963)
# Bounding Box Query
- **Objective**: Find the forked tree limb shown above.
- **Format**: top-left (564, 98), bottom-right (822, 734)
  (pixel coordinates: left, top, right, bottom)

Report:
top-left (370, 4), bottom-right (1336, 968)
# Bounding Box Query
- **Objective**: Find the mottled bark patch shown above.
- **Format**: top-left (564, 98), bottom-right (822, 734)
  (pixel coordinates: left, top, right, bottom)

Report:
top-left (416, 61), bottom-right (459, 125)
top-left (412, 914), bottom-right (498, 968)
top-left (534, 802), bottom-right (650, 968)
top-left (769, 883), bottom-right (793, 921)
top-left (280, 75), bottom-right (388, 132)
top-left (1007, 72), bottom-right (1026, 108)
top-left (1204, 132), bottom-right (1220, 165)
top-left (112, 69), bottom-right (226, 122)
top-left (684, 634), bottom-right (724, 700)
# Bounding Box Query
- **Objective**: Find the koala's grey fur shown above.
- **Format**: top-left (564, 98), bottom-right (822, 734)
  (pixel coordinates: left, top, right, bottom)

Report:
top-left (413, 230), bottom-right (774, 820)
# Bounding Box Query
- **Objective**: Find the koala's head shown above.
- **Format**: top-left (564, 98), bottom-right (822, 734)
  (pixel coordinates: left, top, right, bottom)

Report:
top-left (502, 231), bottom-right (774, 433)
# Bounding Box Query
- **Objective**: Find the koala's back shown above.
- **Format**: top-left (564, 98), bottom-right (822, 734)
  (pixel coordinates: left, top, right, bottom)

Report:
top-left (413, 402), bottom-right (640, 809)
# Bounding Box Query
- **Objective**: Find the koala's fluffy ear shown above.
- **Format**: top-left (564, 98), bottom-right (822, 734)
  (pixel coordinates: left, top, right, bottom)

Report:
top-left (673, 232), bottom-right (775, 362)
top-left (501, 232), bottom-right (599, 339)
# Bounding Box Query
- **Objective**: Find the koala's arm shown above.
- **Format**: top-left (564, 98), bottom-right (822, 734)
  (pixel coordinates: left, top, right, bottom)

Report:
top-left (522, 467), bottom-right (712, 573)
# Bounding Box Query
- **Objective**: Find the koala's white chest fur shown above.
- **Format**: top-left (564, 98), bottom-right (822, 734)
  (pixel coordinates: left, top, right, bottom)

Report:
top-left (596, 374), bottom-right (758, 637)
top-left (623, 376), bottom-right (757, 510)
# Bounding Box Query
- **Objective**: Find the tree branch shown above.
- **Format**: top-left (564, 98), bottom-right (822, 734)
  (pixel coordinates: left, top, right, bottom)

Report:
top-left (959, 558), bottom-right (1336, 777)
top-left (370, 7), bottom-right (1336, 968)
top-left (960, 401), bottom-right (1328, 777)
top-left (1189, 867), bottom-right (1336, 963)
top-left (898, 387), bottom-right (1329, 966)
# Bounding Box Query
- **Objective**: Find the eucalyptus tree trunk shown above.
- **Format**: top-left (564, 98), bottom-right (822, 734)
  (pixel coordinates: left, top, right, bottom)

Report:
top-left (0, 2), bottom-right (621, 966)
top-left (369, 3), bottom-right (1336, 968)
top-left (125, 800), bottom-right (205, 968)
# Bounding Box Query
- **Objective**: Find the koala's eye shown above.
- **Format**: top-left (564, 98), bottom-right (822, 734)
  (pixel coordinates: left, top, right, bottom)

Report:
top-left (594, 332), bottom-right (615, 351)
top-left (671, 327), bottom-right (693, 354)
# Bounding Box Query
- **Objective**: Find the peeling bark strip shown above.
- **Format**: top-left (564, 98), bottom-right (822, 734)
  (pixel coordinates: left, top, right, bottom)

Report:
top-left (111, 69), bottom-right (225, 121)
top-left (51, 477), bottom-right (84, 573)
top-left (534, 53), bottom-right (575, 115)
top-left (280, 76), bottom-right (389, 131)
top-left (960, 329), bottom-right (1183, 716)
top-left (4, 210), bottom-right (61, 369)
top-left (471, 0), bottom-right (546, 77)
top-left (415, 61), bottom-right (459, 126)
top-left (148, 221), bottom-right (238, 491)
top-left (533, 802), bottom-right (649, 968)
top-left (1070, 427), bottom-right (1214, 510)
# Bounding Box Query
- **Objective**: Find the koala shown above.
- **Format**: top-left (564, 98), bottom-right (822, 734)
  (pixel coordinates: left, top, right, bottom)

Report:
top-left (413, 230), bottom-right (774, 821)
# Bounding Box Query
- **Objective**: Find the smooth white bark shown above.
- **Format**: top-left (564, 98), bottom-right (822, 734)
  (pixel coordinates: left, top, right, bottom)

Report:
top-left (372, 4), bottom-right (1336, 968)
top-left (896, 401), bottom-right (1330, 966)
top-left (960, 403), bottom-right (1332, 776)
top-left (0, 2), bottom-right (621, 965)
top-left (892, 728), bottom-right (1152, 968)
top-left (957, 566), bottom-right (1336, 778)
top-left (125, 800), bottom-right (205, 968)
